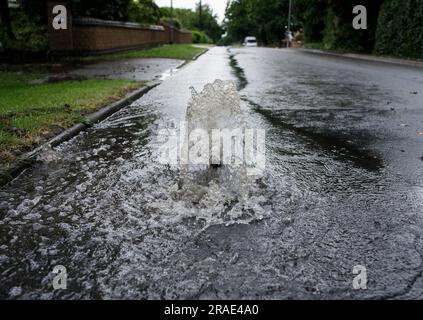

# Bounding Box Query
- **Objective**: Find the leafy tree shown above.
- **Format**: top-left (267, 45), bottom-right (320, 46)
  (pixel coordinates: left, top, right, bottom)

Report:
top-left (15, 0), bottom-right (135, 22)
top-left (322, 0), bottom-right (384, 52)
top-left (224, 0), bottom-right (256, 43)
top-left (161, 7), bottom-right (196, 29)
top-left (161, 2), bottom-right (223, 43)
top-left (192, 3), bottom-right (222, 42)
top-left (71, 0), bottom-right (132, 21)
top-left (128, 0), bottom-right (161, 24)
top-left (19, 0), bottom-right (48, 22)
top-left (0, 0), bottom-right (15, 39)
top-left (192, 30), bottom-right (211, 43)
top-left (294, 0), bottom-right (327, 43)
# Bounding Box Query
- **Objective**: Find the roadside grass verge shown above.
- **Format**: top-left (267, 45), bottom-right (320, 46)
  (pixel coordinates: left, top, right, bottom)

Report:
top-left (0, 71), bottom-right (144, 164)
top-left (82, 44), bottom-right (205, 62)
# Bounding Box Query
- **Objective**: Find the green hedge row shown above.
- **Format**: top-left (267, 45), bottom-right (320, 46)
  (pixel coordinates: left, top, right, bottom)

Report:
top-left (0, 9), bottom-right (48, 52)
top-left (192, 30), bottom-right (212, 44)
top-left (374, 0), bottom-right (423, 59)
top-left (300, 0), bottom-right (422, 59)
top-left (320, 0), bottom-right (383, 53)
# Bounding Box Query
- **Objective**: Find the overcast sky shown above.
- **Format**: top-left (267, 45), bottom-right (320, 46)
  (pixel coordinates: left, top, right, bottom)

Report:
top-left (154, 0), bottom-right (228, 22)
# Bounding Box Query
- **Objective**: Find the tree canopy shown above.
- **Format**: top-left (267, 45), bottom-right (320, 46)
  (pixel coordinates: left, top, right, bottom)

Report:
top-left (161, 3), bottom-right (223, 43)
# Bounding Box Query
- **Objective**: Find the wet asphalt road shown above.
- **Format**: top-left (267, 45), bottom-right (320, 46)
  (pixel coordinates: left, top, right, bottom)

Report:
top-left (1, 47), bottom-right (423, 299)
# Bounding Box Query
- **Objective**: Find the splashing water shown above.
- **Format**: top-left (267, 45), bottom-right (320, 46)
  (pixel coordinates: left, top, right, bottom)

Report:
top-left (186, 80), bottom-right (246, 133)
top-left (160, 79), bottom-right (269, 227)
top-left (37, 145), bottom-right (62, 163)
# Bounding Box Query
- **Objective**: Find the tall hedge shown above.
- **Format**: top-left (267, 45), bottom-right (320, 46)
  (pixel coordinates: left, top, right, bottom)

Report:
top-left (322, 0), bottom-right (384, 53)
top-left (374, 0), bottom-right (423, 59)
top-left (294, 0), bottom-right (327, 43)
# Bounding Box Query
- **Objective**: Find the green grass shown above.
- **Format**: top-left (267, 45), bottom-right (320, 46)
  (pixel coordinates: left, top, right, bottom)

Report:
top-left (0, 71), bottom-right (42, 87)
top-left (83, 44), bottom-right (204, 62)
top-left (0, 71), bottom-right (144, 164)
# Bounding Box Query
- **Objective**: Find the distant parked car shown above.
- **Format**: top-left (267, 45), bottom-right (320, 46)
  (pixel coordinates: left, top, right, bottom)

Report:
top-left (243, 36), bottom-right (258, 47)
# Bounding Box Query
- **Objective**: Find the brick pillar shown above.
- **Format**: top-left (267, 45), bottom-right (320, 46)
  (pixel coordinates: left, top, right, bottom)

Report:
top-left (47, 1), bottom-right (73, 51)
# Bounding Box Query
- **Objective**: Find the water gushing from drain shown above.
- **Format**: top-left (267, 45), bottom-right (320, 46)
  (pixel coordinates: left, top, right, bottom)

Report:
top-left (162, 79), bottom-right (268, 227)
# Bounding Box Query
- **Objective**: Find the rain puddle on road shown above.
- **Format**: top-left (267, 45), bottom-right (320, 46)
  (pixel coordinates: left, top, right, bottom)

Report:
top-left (1, 47), bottom-right (423, 299)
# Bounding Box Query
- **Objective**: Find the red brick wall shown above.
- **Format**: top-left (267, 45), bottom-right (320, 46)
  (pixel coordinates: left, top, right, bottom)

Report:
top-left (72, 23), bottom-right (164, 52)
top-left (161, 22), bottom-right (192, 44)
top-left (47, 1), bottom-right (192, 54)
top-left (175, 31), bottom-right (192, 44)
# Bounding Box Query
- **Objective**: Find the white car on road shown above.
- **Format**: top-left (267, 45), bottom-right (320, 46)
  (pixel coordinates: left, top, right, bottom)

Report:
top-left (243, 36), bottom-right (258, 47)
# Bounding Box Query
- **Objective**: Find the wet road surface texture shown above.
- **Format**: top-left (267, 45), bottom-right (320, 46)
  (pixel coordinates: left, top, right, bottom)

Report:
top-left (1, 47), bottom-right (423, 299)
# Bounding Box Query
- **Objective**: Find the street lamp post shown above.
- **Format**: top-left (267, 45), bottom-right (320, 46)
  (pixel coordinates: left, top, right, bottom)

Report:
top-left (170, 0), bottom-right (174, 44)
top-left (287, 0), bottom-right (292, 48)
top-left (199, 0), bottom-right (202, 29)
